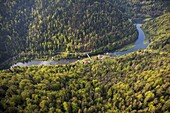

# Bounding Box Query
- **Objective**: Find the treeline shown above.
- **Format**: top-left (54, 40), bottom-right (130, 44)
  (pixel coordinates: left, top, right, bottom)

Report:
top-left (0, 0), bottom-right (137, 65)
top-left (0, 13), bottom-right (170, 113)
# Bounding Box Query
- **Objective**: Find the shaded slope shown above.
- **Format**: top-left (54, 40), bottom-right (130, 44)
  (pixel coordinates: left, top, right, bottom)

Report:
top-left (0, 0), bottom-right (137, 66)
top-left (24, 0), bottom-right (137, 56)
top-left (0, 0), bottom-right (34, 64)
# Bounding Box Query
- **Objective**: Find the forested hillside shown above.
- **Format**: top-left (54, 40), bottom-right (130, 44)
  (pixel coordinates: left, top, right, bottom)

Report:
top-left (0, 13), bottom-right (170, 113)
top-left (0, 0), bottom-right (138, 66)
top-left (115, 0), bottom-right (170, 19)
top-left (0, 0), bottom-right (170, 113)
top-left (1, 0), bottom-right (170, 68)
top-left (0, 0), bottom-right (36, 66)
top-left (143, 13), bottom-right (170, 51)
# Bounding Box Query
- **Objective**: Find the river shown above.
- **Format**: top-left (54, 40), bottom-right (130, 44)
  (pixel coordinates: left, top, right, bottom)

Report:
top-left (11, 24), bottom-right (149, 68)
top-left (112, 24), bottom-right (149, 56)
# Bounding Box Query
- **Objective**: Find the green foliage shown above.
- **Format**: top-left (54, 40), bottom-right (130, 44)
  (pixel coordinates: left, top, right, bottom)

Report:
top-left (114, 0), bottom-right (170, 19)
top-left (0, 0), bottom-right (138, 67)
top-left (0, 42), bottom-right (169, 113)
top-left (162, 99), bottom-right (170, 111)
top-left (0, 1), bottom-right (170, 113)
top-left (143, 13), bottom-right (170, 52)
top-left (144, 91), bottom-right (155, 105)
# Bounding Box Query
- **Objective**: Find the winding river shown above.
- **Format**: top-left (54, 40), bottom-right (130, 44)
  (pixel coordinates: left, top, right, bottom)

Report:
top-left (112, 24), bottom-right (149, 56)
top-left (11, 24), bottom-right (149, 68)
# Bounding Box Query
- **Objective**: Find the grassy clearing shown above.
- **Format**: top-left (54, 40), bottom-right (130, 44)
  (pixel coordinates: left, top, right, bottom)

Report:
top-left (144, 33), bottom-right (150, 44)
top-left (142, 26), bottom-right (151, 44)
top-left (116, 42), bottom-right (135, 52)
top-left (143, 17), bottom-right (152, 22)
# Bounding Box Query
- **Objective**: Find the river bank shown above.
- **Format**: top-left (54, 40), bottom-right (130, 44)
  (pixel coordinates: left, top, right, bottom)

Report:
top-left (111, 24), bottom-right (149, 56)
top-left (9, 24), bottom-right (149, 68)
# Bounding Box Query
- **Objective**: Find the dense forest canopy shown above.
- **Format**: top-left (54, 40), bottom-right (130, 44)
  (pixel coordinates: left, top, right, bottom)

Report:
top-left (0, 13), bottom-right (170, 112)
top-left (143, 13), bottom-right (170, 51)
top-left (0, 0), bottom-right (170, 113)
top-left (0, 0), bottom-right (170, 67)
top-left (115, 0), bottom-right (170, 19)
top-left (0, 0), bottom-right (138, 66)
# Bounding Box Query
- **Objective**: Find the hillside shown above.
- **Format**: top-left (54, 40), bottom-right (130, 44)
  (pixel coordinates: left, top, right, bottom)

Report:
top-left (0, 0), bottom-right (137, 66)
top-left (114, 0), bottom-right (170, 20)
top-left (143, 13), bottom-right (170, 51)
top-left (0, 0), bottom-right (33, 65)
top-left (0, 13), bottom-right (170, 113)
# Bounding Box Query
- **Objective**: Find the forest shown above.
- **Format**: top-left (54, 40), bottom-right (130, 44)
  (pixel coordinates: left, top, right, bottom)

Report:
top-left (0, 0), bottom-right (138, 67)
top-left (0, 0), bottom-right (170, 68)
top-left (115, 0), bottom-right (170, 19)
top-left (0, 0), bottom-right (170, 113)
top-left (0, 11), bottom-right (170, 113)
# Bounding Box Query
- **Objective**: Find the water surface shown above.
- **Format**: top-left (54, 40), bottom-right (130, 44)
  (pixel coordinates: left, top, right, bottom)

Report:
top-left (11, 24), bottom-right (149, 67)
top-left (11, 59), bottom-right (77, 68)
top-left (112, 24), bottom-right (149, 56)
